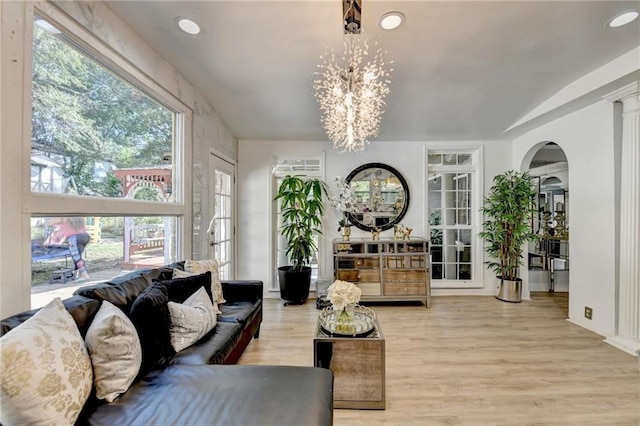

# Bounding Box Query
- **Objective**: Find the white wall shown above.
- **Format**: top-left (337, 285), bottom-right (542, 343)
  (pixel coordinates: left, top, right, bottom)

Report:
top-left (513, 101), bottom-right (617, 336)
top-left (237, 139), bottom-right (511, 297)
top-left (0, 0), bottom-right (236, 317)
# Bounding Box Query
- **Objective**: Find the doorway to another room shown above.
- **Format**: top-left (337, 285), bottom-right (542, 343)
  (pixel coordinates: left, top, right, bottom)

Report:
top-left (526, 142), bottom-right (570, 314)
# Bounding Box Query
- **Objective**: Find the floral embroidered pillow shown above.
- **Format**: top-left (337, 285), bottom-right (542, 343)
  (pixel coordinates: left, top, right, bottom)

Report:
top-left (0, 298), bottom-right (93, 425)
top-left (85, 301), bottom-right (142, 402)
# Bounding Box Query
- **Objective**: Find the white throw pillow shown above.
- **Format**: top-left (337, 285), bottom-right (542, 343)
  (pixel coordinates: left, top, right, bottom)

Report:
top-left (167, 286), bottom-right (218, 352)
top-left (0, 298), bottom-right (93, 426)
top-left (178, 261), bottom-right (226, 304)
top-left (85, 301), bottom-right (142, 402)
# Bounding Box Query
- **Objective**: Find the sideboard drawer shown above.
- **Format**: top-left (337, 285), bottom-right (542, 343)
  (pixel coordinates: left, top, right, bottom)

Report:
top-left (337, 269), bottom-right (380, 284)
top-left (383, 269), bottom-right (426, 282)
top-left (360, 257), bottom-right (380, 268)
top-left (337, 270), bottom-right (359, 282)
top-left (383, 281), bottom-right (426, 296)
top-left (358, 269), bottom-right (380, 283)
top-left (357, 282), bottom-right (381, 296)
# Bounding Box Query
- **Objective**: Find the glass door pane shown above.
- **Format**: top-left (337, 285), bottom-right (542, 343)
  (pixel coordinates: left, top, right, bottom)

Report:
top-left (209, 154), bottom-right (235, 279)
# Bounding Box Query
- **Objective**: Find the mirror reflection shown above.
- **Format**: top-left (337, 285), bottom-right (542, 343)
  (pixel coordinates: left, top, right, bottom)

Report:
top-left (345, 163), bottom-right (410, 231)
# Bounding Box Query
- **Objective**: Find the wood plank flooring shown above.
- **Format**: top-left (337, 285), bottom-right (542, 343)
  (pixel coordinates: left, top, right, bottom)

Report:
top-left (238, 292), bottom-right (640, 425)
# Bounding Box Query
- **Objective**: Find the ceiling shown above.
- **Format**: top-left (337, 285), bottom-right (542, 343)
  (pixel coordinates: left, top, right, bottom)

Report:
top-left (104, 1), bottom-right (640, 142)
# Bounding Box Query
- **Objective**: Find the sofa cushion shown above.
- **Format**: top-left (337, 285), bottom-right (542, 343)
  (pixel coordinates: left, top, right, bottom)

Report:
top-left (129, 282), bottom-right (174, 370)
top-left (218, 300), bottom-right (261, 325)
top-left (169, 321), bottom-right (242, 366)
top-left (85, 301), bottom-right (142, 403)
top-left (167, 287), bottom-right (217, 352)
top-left (220, 279), bottom-right (263, 303)
top-left (104, 269), bottom-right (157, 286)
top-left (83, 365), bottom-right (334, 426)
top-left (0, 295), bottom-right (99, 338)
top-left (75, 270), bottom-right (157, 315)
top-left (0, 298), bottom-right (93, 426)
top-left (158, 271), bottom-right (213, 304)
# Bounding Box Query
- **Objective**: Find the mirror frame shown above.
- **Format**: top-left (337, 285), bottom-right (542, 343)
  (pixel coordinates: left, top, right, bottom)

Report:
top-left (345, 163), bottom-right (410, 232)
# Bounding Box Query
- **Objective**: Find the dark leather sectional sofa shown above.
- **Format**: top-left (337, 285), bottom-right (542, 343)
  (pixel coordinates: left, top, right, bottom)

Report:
top-left (1, 262), bottom-right (334, 425)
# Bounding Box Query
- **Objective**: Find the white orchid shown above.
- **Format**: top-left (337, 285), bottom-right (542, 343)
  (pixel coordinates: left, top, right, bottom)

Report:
top-left (329, 177), bottom-right (359, 229)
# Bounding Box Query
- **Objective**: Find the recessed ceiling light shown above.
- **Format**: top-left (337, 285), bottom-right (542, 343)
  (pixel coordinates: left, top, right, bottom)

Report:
top-left (379, 12), bottom-right (405, 30)
top-left (176, 17), bottom-right (201, 35)
top-left (608, 11), bottom-right (639, 28)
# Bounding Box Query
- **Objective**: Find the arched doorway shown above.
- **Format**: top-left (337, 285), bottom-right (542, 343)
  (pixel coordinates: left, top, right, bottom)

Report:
top-left (525, 142), bottom-right (570, 313)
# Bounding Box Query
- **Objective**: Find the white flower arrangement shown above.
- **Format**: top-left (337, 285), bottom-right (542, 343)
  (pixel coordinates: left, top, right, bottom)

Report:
top-left (327, 279), bottom-right (362, 311)
top-left (329, 177), bottom-right (360, 230)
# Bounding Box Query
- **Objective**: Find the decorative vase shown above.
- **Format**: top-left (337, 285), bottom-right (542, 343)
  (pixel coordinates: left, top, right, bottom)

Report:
top-left (335, 304), bottom-right (356, 333)
top-left (341, 226), bottom-right (351, 241)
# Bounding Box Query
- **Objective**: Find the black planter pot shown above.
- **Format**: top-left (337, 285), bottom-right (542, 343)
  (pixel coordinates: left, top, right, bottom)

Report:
top-left (278, 266), bottom-right (311, 305)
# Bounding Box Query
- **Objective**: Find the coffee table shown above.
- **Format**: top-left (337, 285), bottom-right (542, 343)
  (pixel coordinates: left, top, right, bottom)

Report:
top-left (313, 311), bottom-right (385, 409)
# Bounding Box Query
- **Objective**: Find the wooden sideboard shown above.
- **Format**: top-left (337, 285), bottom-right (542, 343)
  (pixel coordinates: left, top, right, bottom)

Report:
top-left (333, 238), bottom-right (431, 308)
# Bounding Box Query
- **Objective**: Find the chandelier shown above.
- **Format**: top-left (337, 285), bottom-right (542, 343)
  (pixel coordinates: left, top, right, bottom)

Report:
top-left (313, 0), bottom-right (393, 153)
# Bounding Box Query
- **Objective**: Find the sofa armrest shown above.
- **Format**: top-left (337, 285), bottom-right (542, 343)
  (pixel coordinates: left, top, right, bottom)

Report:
top-left (221, 280), bottom-right (263, 303)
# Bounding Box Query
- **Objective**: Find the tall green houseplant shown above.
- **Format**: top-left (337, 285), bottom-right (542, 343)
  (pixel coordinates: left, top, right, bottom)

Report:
top-left (479, 170), bottom-right (538, 302)
top-left (274, 175), bottom-right (327, 304)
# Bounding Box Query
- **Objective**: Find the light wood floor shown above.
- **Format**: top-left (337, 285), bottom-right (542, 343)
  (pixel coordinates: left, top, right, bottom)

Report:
top-left (238, 292), bottom-right (640, 425)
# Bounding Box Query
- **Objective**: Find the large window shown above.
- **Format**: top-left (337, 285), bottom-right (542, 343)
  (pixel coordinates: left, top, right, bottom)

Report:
top-left (31, 16), bottom-right (175, 200)
top-left (31, 215), bottom-right (177, 308)
top-left (272, 158), bottom-right (323, 291)
top-left (29, 11), bottom-right (190, 307)
top-left (427, 149), bottom-right (482, 287)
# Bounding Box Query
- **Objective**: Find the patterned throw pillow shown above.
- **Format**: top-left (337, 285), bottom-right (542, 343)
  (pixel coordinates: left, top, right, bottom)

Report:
top-left (171, 269), bottom-right (221, 314)
top-left (85, 301), bottom-right (142, 402)
top-left (184, 259), bottom-right (226, 304)
top-left (167, 287), bottom-right (218, 352)
top-left (0, 298), bottom-right (93, 426)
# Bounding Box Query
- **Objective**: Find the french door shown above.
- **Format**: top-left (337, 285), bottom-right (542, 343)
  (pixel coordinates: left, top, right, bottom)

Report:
top-left (208, 154), bottom-right (235, 280)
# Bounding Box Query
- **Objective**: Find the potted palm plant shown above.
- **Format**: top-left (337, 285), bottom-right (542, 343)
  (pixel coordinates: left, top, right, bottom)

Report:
top-left (479, 170), bottom-right (538, 302)
top-left (275, 175), bottom-right (328, 305)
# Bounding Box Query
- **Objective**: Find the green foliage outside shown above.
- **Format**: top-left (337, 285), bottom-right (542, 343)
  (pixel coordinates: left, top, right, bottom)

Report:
top-left (31, 24), bottom-right (173, 197)
top-left (29, 21), bottom-right (174, 287)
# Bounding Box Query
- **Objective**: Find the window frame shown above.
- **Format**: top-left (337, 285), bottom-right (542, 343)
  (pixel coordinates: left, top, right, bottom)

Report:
top-left (26, 6), bottom-right (192, 263)
top-left (425, 145), bottom-right (484, 289)
top-left (270, 155), bottom-right (326, 292)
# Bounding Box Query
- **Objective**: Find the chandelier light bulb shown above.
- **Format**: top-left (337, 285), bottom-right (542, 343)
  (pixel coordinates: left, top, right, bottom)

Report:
top-left (364, 71), bottom-right (375, 83)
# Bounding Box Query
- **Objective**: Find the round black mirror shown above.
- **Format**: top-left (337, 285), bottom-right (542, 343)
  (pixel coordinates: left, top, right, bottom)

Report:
top-left (345, 163), bottom-right (410, 231)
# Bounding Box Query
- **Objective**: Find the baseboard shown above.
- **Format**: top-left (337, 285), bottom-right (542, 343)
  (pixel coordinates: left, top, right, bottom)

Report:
top-left (605, 335), bottom-right (640, 358)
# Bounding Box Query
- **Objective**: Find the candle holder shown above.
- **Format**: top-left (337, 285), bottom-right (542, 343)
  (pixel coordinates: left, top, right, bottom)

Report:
top-left (554, 211), bottom-right (568, 239)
